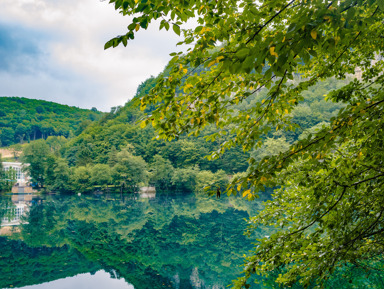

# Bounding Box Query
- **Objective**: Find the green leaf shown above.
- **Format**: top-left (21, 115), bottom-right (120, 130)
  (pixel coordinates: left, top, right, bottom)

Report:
top-left (378, 0), bottom-right (384, 10)
top-left (235, 48), bottom-right (249, 60)
top-left (173, 24), bottom-right (181, 36)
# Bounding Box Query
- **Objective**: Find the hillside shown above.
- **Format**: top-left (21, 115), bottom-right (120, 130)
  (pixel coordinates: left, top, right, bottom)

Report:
top-left (0, 97), bottom-right (104, 146)
top-left (11, 73), bottom-right (348, 194)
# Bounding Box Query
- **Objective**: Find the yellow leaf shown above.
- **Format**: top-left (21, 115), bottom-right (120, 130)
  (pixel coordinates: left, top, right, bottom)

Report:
top-left (242, 189), bottom-right (251, 197)
top-left (260, 176), bottom-right (267, 183)
top-left (310, 30), bottom-right (317, 40)
top-left (216, 56), bottom-right (224, 62)
top-left (140, 121), bottom-right (146, 128)
top-left (135, 24), bottom-right (140, 32)
top-left (184, 83), bottom-right (193, 92)
top-left (246, 115), bottom-right (250, 120)
top-left (208, 60), bottom-right (216, 67)
top-left (358, 151), bottom-right (363, 159)
top-left (237, 184), bottom-right (242, 191)
top-left (270, 46), bottom-right (278, 57)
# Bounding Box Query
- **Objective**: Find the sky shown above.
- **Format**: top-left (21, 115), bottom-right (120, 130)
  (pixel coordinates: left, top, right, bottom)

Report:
top-left (0, 0), bottom-right (182, 111)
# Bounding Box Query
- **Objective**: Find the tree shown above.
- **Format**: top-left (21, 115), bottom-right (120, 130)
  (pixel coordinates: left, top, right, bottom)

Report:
top-left (148, 154), bottom-right (174, 190)
top-left (51, 158), bottom-right (71, 192)
top-left (0, 154), bottom-right (14, 192)
top-left (111, 148), bottom-right (148, 193)
top-left (91, 164), bottom-right (112, 189)
top-left (71, 166), bottom-right (92, 193)
top-left (0, 127), bottom-right (15, 146)
top-left (195, 169), bottom-right (229, 194)
top-left (106, 0), bottom-right (384, 287)
top-left (22, 140), bottom-right (50, 188)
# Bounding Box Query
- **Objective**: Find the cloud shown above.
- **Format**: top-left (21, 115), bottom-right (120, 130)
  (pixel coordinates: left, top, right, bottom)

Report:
top-left (0, 23), bottom-right (46, 74)
top-left (0, 0), bottom-right (182, 111)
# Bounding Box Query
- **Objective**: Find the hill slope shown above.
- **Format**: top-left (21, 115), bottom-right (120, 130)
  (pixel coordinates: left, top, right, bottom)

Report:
top-left (0, 97), bottom-right (104, 146)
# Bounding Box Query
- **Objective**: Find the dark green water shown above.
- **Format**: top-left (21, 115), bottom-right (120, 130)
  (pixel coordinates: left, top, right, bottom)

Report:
top-left (2, 192), bottom-right (383, 289)
top-left (0, 192), bottom-right (263, 289)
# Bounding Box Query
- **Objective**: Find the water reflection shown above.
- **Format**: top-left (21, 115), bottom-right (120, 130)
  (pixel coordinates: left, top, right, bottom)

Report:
top-left (4, 271), bottom-right (134, 289)
top-left (0, 193), bottom-right (41, 235)
top-left (0, 192), bottom-right (261, 289)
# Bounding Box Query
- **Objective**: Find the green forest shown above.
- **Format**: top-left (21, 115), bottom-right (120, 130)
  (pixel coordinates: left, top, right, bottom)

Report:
top-left (1, 0), bottom-right (384, 288)
top-left (12, 75), bottom-right (346, 196)
top-left (0, 97), bottom-right (103, 146)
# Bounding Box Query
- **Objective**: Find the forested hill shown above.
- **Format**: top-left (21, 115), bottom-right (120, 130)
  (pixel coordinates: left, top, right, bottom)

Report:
top-left (0, 97), bottom-right (104, 146)
top-left (41, 75), bottom-right (346, 194)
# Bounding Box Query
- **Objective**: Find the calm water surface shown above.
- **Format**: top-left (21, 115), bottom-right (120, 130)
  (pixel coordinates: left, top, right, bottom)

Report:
top-left (0, 192), bottom-right (262, 289)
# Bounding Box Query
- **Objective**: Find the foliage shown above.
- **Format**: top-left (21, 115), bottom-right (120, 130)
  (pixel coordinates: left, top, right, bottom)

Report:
top-left (148, 154), bottom-right (175, 190)
top-left (195, 169), bottom-right (229, 194)
top-left (0, 155), bottom-right (14, 192)
top-left (111, 146), bottom-right (148, 192)
top-left (106, 0), bottom-right (384, 287)
top-left (22, 139), bottom-right (50, 187)
top-left (0, 97), bottom-right (103, 146)
top-left (71, 166), bottom-right (93, 193)
top-left (90, 164), bottom-right (113, 189)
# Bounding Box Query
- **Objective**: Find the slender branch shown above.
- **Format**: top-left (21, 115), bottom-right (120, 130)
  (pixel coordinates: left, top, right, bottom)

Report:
top-left (288, 186), bottom-right (347, 236)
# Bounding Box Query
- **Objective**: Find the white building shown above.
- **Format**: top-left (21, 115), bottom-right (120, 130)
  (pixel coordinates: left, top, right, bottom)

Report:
top-left (2, 162), bottom-right (30, 185)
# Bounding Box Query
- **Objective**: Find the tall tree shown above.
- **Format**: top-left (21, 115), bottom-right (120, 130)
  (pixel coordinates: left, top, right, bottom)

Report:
top-left (22, 140), bottom-right (50, 188)
top-left (106, 0), bottom-right (384, 287)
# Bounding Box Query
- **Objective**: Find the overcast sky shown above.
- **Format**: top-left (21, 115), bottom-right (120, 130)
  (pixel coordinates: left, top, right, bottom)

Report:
top-left (0, 0), bottom-right (182, 111)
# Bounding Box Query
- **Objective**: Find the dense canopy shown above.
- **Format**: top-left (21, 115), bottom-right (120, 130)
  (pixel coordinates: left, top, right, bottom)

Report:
top-left (0, 97), bottom-right (102, 146)
top-left (105, 0), bottom-right (384, 287)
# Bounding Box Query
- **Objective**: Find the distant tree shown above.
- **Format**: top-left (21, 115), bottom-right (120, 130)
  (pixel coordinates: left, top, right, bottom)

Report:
top-left (75, 120), bottom-right (92, 136)
top-left (251, 136), bottom-right (291, 163)
top-left (91, 164), bottom-right (112, 189)
top-left (195, 169), bottom-right (229, 194)
top-left (35, 106), bottom-right (44, 114)
top-left (171, 166), bottom-right (199, 192)
top-left (50, 158), bottom-right (71, 192)
top-left (112, 148), bottom-right (147, 193)
top-left (76, 143), bottom-right (94, 166)
top-left (149, 154), bottom-right (174, 190)
top-left (0, 127), bottom-right (15, 146)
top-left (70, 166), bottom-right (92, 193)
top-left (22, 140), bottom-right (50, 188)
top-left (15, 124), bottom-right (28, 143)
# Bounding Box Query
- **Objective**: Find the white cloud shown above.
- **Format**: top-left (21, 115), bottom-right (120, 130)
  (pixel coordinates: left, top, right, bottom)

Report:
top-left (0, 0), bottom-right (182, 111)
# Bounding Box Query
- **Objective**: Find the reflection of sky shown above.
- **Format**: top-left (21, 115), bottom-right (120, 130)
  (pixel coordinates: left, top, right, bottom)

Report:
top-left (10, 270), bottom-right (134, 289)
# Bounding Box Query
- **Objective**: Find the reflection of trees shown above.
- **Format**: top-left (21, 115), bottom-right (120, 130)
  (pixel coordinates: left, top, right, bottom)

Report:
top-left (1, 193), bottom-right (382, 288)
top-left (0, 237), bottom-right (100, 288)
top-left (0, 197), bottom-right (15, 225)
top-left (1, 193), bottom-right (262, 289)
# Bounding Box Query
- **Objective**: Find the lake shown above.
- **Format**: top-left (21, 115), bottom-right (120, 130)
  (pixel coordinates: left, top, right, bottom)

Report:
top-left (0, 192), bottom-right (264, 289)
top-left (1, 192), bottom-right (381, 289)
